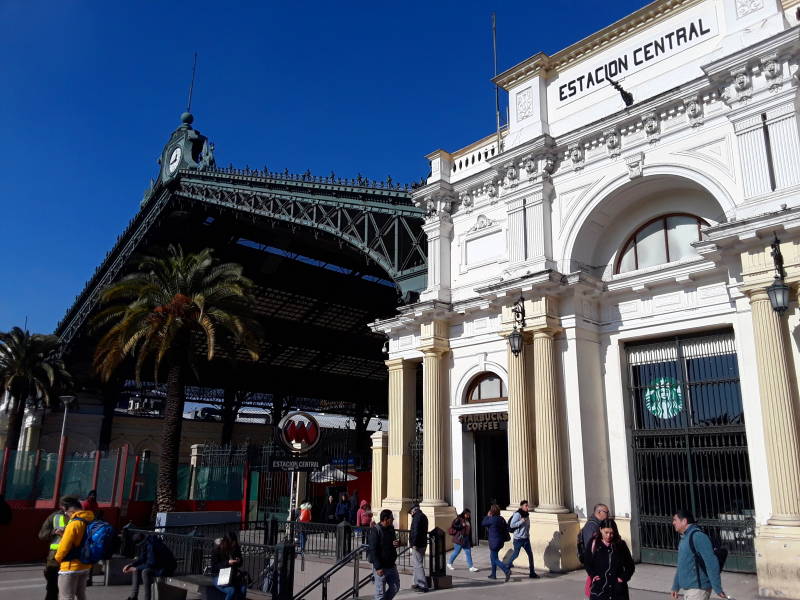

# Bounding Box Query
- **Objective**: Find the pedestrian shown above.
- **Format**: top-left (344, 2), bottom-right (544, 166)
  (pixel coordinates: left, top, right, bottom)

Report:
top-left (53, 496), bottom-right (95, 600)
top-left (446, 509), bottom-right (478, 572)
top-left (367, 509), bottom-right (401, 600)
top-left (481, 504), bottom-right (511, 582)
top-left (336, 492), bottom-right (350, 523)
top-left (505, 499), bottom-right (539, 578)
top-left (582, 518), bottom-right (635, 600)
top-left (349, 489), bottom-right (360, 524)
top-left (579, 503), bottom-right (610, 596)
top-left (408, 504), bottom-right (429, 592)
top-left (81, 490), bottom-right (99, 514)
top-left (670, 509), bottom-right (727, 600)
top-left (38, 501), bottom-right (67, 600)
top-left (0, 493), bottom-right (12, 525)
top-left (212, 532), bottom-right (247, 600)
top-left (323, 495), bottom-right (337, 525)
top-left (297, 501), bottom-right (312, 554)
top-left (356, 501), bottom-right (373, 543)
top-left (122, 533), bottom-right (177, 600)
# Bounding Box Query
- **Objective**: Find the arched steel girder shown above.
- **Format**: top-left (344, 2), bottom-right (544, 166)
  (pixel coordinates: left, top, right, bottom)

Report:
top-left (56, 167), bottom-right (428, 347)
top-left (174, 169), bottom-right (428, 296)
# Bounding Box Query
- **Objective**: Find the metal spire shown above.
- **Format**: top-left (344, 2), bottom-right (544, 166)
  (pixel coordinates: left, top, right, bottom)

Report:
top-left (187, 52), bottom-right (198, 113)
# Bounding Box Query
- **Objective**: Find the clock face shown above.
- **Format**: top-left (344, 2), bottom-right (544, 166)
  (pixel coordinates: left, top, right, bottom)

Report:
top-left (168, 147), bottom-right (182, 174)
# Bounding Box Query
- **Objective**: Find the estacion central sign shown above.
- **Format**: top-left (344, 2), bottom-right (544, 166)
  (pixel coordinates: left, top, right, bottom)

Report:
top-left (557, 11), bottom-right (717, 104)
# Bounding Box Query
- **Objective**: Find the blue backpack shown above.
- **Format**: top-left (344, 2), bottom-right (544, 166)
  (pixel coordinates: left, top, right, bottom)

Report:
top-left (72, 517), bottom-right (116, 563)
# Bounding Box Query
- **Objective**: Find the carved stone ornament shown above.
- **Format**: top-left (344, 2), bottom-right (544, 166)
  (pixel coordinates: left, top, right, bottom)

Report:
top-left (468, 214), bottom-right (495, 232)
top-left (762, 56), bottom-right (783, 92)
top-left (683, 97), bottom-right (704, 127)
top-left (542, 155), bottom-right (557, 180)
top-left (604, 128), bottom-right (621, 158)
top-left (416, 190), bottom-right (456, 220)
top-left (569, 144), bottom-right (585, 170)
top-left (459, 190), bottom-right (474, 212)
top-left (642, 112), bottom-right (661, 143)
top-left (524, 156), bottom-right (537, 179)
top-left (625, 152), bottom-right (645, 179)
top-left (732, 69), bottom-right (752, 102)
top-left (736, 0), bottom-right (764, 19)
top-left (516, 87), bottom-right (534, 122)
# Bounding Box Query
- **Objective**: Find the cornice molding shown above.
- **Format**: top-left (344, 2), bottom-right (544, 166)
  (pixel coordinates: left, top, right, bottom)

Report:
top-left (494, 0), bottom-right (704, 90)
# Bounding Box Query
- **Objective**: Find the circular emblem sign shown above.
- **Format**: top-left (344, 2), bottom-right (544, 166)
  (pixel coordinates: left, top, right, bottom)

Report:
top-left (644, 377), bottom-right (684, 419)
top-left (277, 411), bottom-right (321, 454)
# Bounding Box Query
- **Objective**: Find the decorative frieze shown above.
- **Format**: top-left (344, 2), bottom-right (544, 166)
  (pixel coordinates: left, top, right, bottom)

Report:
top-left (683, 96), bottom-right (704, 127)
top-left (642, 112), bottom-right (661, 143)
top-left (604, 128), bottom-right (621, 158)
top-left (568, 144), bottom-right (585, 171)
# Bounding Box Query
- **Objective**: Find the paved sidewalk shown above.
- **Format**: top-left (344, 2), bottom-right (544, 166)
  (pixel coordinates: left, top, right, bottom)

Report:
top-left (0, 554), bottom-right (758, 600)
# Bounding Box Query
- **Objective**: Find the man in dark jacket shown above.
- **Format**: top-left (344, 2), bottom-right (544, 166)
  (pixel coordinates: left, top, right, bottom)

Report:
top-left (581, 504), bottom-right (610, 556)
top-left (336, 493), bottom-right (351, 523)
top-left (123, 533), bottom-right (178, 600)
top-left (408, 505), bottom-right (429, 592)
top-left (368, 509), bottom-right (401, 600)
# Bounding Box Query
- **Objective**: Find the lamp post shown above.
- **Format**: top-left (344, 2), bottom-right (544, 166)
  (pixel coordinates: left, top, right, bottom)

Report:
top-left (508, 295), bottom-right (526, 356)
top-left (767, 234), bottom-right (790, 314)
top-left (58, 395), bottom-right (76, 441)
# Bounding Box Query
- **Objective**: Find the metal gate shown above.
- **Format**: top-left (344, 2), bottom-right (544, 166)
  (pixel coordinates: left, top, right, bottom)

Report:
top-left (409, 426), bottom-right (423, 503)
top-left (626, 330), bottom-right (756, 572)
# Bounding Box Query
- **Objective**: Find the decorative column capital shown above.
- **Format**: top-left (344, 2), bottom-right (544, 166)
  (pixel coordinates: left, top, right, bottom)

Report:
top-left (385, 357), bottom-right (412, 371)
top-left (419, 319), bottom-right (450, 354)
top-left (370, 430), bottom-right (388, 449)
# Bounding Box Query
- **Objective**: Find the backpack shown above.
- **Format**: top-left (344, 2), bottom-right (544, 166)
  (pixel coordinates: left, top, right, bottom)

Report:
top-left (501, 518), bottom-right (511, 542)
top-left (507, 514), bottom-right (517, 532)
top-left (577, 522), bottom-right (598, 564)
top-left (72, 518), bottom-right (116, 563)
top-left (688, 528), bottom-right (728, 576)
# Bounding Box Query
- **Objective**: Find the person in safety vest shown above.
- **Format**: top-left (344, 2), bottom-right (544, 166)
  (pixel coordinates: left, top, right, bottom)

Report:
top-left (54, 496), bottom-right (95, 600)
top-left (39, 500), bottom-right (69, 600)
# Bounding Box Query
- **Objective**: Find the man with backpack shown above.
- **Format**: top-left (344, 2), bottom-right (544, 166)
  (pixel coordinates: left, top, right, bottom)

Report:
top-left (671, 509), bottom-right (727, 600)
top-left (123, 533), bottom-right (178, 600)
top-left (505, 500), bottom-right (538, 578)
top-left (53, 496), bottom-right (94, 600)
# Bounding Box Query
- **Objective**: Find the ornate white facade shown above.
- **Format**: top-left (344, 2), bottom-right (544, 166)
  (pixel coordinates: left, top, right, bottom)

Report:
top-left (372, 1), bottom-right (800, 596)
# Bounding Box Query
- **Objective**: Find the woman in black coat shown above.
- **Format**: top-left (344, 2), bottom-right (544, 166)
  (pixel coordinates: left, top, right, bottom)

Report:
top-left (480, 504), bottom-right (511, 581)
top-left (212, 532), bottom-right (247, 600)
top-left (582, 519), bottom-right (635, 600)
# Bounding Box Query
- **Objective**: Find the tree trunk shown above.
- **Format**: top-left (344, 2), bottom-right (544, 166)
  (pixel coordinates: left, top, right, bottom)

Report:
top-left (155, 361), bottom-right (186, 513)
top-left (220, 388), bottom-right (237, 445)
top-left (3, 396), bottom-right (25, 452)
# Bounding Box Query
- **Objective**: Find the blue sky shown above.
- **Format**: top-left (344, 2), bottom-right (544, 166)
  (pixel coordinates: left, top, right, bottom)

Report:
top-left (0, 0), bottom-right (650, 333)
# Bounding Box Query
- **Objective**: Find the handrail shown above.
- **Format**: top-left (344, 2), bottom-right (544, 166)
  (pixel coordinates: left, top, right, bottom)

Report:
top-left (293, 544), bottom-right (367, 600)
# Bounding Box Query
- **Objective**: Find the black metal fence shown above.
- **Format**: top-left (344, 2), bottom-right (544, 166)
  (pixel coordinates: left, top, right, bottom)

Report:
top-left (409, 429), bottom-right (423, 504)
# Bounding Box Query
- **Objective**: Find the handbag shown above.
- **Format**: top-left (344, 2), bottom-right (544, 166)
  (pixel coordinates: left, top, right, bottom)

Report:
top-left (217, 567), bottom-right (232, 586)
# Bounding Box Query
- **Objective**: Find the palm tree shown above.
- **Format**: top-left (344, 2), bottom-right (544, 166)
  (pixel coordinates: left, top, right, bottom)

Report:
top-left (92, 245), bottom-right (261, 512)
top-left (0, 327), bottom-right (71, 452)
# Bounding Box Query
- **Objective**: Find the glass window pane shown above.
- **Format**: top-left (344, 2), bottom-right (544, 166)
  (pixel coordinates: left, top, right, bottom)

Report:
top-left (635, 220), bottom-right (668, 268)
top-left (667, 216), bottom-right (700, 261)
top-left (618, 240), bottom-right (637, 273)
top-left (479, 375), bottom-right (501, 399)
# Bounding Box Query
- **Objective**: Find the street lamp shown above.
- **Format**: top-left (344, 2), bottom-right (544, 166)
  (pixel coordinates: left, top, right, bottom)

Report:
top-left (58, 395), bottom-right (76, 440)
top-left (508, 295), bottom-right (526, 357)
top-left (767, 234), bottom-right (790, 314)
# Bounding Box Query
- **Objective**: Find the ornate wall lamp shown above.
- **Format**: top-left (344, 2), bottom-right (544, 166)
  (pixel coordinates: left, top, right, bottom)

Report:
top-left (508, 295), bottom-right (526, 356)
top-left (767, 233), bottom-right (790, 314)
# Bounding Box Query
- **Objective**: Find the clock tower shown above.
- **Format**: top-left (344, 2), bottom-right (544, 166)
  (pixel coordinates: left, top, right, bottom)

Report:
top-left (156, 111), bottom-right (215, 185)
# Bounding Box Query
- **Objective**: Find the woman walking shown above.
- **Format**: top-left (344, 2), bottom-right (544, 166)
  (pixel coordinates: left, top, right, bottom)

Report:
top-left (582, 519), bottom-right (635, 600)
top-left (446, 509), bottom-right (478, 572)
top-left (481, 504), bottom-right (511, 582)
top-left (212, 532), bottom-right (248, 600)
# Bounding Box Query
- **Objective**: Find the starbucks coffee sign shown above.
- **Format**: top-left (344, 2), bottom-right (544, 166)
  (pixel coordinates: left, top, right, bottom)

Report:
top-left (644, 377), bottom-right (684, 419)
top-left (459, 412), bottom-right (508, 432)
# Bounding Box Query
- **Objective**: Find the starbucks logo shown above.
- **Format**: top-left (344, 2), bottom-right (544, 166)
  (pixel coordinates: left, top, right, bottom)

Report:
top-left (644, 377), bottom-right (684, 419)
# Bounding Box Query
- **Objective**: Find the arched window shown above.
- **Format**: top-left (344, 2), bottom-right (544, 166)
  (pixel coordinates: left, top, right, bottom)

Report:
top-left (466, 372), bottom-right (507, 404)
top-left (615, 213), bottom-right (707, 274)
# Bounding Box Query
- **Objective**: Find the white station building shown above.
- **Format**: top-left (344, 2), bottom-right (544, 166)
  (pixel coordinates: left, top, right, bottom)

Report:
top-left (369, 1), bottom-right (800, 597)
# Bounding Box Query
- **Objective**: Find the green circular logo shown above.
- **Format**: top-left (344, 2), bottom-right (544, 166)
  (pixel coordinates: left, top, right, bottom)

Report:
top-left (644, 377), bottom-right (684, 419)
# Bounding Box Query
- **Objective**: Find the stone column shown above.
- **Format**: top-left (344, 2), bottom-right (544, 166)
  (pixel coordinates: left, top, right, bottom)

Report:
top-left (528, 297), bottom-right (580, 572)
top-left (533, 329), bottom-right (568, 514)
top-left (382, 358), bottom-right (417, 527)
top-left (371, 431), bottom-right (388, 515)
top-left (749, 290), bottom-right (800, 525)
top-left (506, 339), bottom-right (536, 509)
top-left (419, 320), bottom-right (457, 533)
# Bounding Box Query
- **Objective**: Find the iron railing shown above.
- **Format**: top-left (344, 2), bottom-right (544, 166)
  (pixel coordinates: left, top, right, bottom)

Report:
top-left (627, 331), bottom-right (756, 572)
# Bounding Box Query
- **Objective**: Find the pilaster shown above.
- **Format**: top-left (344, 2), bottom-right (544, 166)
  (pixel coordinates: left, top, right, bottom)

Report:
top-left (371, 431), bottom-right (388, 517)
top-left (383, 358), bottom-right (417, 528)
top-left (505, 339), bottom-right (536, 509)
top-left (418, 320), bottom-right (457, 532)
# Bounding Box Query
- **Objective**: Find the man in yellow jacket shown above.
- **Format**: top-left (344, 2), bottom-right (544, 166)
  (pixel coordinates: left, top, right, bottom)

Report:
top-left (53, 496), bottom-right (95, 600)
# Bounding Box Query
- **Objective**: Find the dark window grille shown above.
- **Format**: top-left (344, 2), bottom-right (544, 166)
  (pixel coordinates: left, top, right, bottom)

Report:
top-left (626, 330), bottom-right (755, 572)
